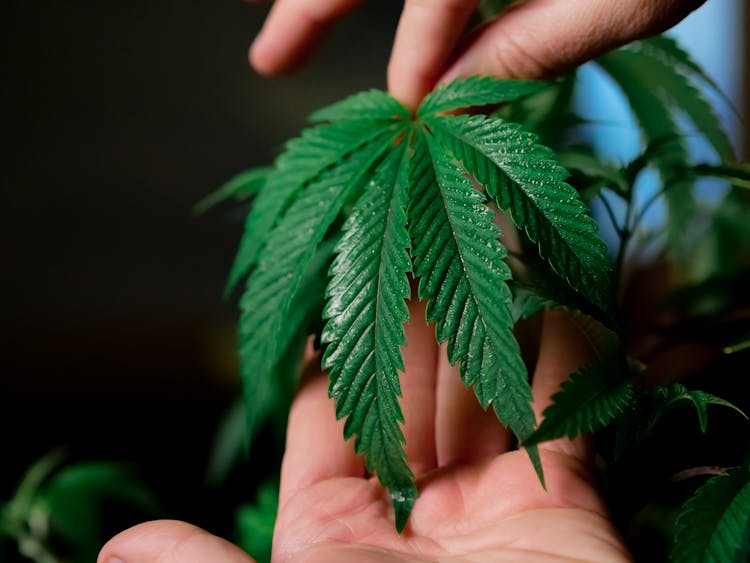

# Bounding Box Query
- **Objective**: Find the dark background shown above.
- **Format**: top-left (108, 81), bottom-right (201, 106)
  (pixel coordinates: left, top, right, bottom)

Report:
top-left (1, 0), bottom-right (403, 536)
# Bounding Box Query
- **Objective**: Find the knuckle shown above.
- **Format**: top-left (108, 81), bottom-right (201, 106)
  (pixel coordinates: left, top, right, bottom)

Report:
top-left (491, 26), bottom-right (555, 79)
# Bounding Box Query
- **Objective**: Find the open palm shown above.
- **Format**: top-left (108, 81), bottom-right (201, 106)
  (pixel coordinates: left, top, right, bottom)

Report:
top-left (275, 447), bottom-right (627, 562)
top-left (272, 304), bottom-right (629, 562)
top-left (99, 307), bottom-right (630, 563)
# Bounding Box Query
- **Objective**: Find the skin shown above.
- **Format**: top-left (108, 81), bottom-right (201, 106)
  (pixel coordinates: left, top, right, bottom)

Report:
top-left (99, 1), bottom-right (707, 561)
top-left (100, 309), bottom-right (631, 563)
top-left (248, 0), bottom-right (706, 111)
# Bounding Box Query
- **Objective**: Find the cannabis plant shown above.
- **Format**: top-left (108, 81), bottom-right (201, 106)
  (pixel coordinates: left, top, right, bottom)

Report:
top-left (209, 31), bottom-right (750, 563)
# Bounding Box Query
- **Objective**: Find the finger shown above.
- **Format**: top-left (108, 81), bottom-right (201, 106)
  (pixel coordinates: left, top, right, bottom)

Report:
top-left (531, 310), bottom-right (603, 464)
top-left (250, 0), bottom-right (360, 75)
top-left (98, 520), bottom-right (254, 563)
top-left (388, 0), bottom-right (479, 110)
top-left (440, 0), bottom-right (705, 82)
top-left (435, 344), bottom-right (511, 467)
top-left (399, 298), bottom-right (439, 476)
top-left (279, 351), bottom-right (365, 508)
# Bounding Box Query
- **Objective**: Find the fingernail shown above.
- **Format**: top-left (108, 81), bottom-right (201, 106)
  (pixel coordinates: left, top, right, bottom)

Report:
top-left (107, 558), bottom-right (125, 563)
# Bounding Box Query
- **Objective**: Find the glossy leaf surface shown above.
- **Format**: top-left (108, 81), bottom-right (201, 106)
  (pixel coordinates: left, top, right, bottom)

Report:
top-left (322, 144), bottom-right (416, 531)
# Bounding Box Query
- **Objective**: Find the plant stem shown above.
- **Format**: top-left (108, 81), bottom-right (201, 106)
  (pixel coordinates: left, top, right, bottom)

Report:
top-left (613, 191), bottom-right (636, 290)
top-left (631, 188), bottom-right (666, 234)
top-left (599, 191), bottom-right (623, 235)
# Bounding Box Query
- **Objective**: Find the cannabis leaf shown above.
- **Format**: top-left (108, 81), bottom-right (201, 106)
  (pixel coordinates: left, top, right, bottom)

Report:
top-left (417, 75), bottom-right (548, 117)
top-left (596, 40), bottom-right (735, 262)
top-left (230, 74), bottom-right (613, 529)
top-left (493, 73), bottom-right (579, 147)
top-left (613, 383), bottom-right (746, 461)
top-left (673, 467), bottom-right (750, 563)
top-left (194, 166), bottom-right (271, 215)
top-left (425, 114), bottom-right (612, 312)
top-left (525, 351), bottom-right (635, 445)
top-left (237, 129), bottom-right (401, 448)
top-left (309, 89), bottom-right (412, 123)
top-left (600, 40), bottom-right (733, 161)
top-left (509, 284), bottom-right (562, 323)
top-left (650, 383), bottom-right (747, 434)
top-left (226, 119), bottom-right (400, 295)
top-left (507, 250), bottom-right (615, 329)
top-left (239, 239), bottom-right (336, 460)
top-left (409, 128), bottom-right (542, 480)
top-left (322, 144), bottom-right (416, 531)
top-left (627, 35), bottom-right (738, 132)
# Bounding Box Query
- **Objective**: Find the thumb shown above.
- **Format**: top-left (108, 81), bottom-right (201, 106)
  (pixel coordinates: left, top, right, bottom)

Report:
top-left (440, 0), bottom-right (705, 83)
top-left (98, 520), bottom-right (255, 563)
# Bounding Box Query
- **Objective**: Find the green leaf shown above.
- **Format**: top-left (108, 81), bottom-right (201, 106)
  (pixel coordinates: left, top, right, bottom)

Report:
top-left (596, 49), bottom-right (697, 259)
top-left (609, 41), bottom-right (734, 160)
top-left (672, 467), bottom-right (750, 563)
top-left (507, 250), bottom-right (617, 329)
top-left (236, 480), bottom-right (278, 563)
top-left (492, 73), bottom-right (579, 147)
top-left (194, 167), bottom-right (271, 215)
top-left (234, 238), bottom-right (336, 463)
top-left (426, 114), bottom-right (613, 313)
top-left (4, 450), bottom-right (66, 527)
top-left (41, 464), bottom-right (159, 552)
top-left (418, 76), bottom-right (548, 118)
top-left (237, 131), bottom-right (399, 450)
top-left (408, 129), bottom-right (542, 482)
top-left (651, 383), bottom-right (747, 434)
top-left (629, 35), bottom-right (733, 118)
top-left (614, 382), bottom-right (747, 461)
top-left (525, 353), bottom-right (635, 445)
top-left (225, 119), bottom-right (399, 296)
top-left (597, 37), bottom-right (736, 262)
top-left (691, 163), bottom-right (750, 190)
top-left (322, 142), bottom-right (416, 532)
top-left (309, 89), bottom-right (411, 123)
top-left (509, 284), bottom-right (562, 323)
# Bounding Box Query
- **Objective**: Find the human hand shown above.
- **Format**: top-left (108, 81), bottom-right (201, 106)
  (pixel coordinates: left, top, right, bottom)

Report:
top-left (99, 306), bottom-right (631, 562)
top-left (249, 0), bottom-right (705, 110)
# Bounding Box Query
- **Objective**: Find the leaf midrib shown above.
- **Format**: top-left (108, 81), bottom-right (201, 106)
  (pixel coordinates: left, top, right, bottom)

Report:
top-left (372, 144), bottom-right (408, 441)
top-left (423, 128), bottom-right (498, 348)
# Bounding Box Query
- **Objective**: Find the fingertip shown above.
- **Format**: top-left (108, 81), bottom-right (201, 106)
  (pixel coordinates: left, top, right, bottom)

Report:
top-left (386, 0), bottom-right (477, 111)
top-left (248, 36), bottom-right (279, 76)
top-left (385, 68), bottom-right (424, 113)
top-left (98, 520), bottom-right (254, 563)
